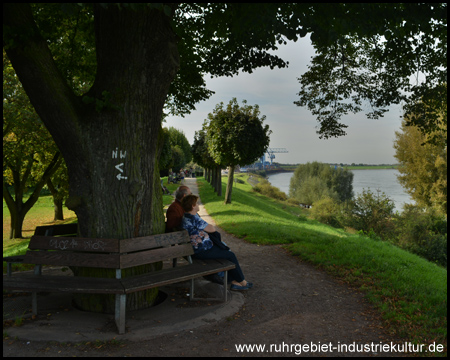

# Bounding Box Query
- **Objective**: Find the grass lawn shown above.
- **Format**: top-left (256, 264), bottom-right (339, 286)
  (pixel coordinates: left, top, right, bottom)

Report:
top-left (3, 195), bottom-right (77, 253)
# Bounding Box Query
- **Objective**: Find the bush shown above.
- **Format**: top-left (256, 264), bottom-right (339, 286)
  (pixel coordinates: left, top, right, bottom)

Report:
top-left (310, 197), bottom-right (342, 227)
top-left (253, 179), bottom-right (287, 201)
top-left (347, 189), bottom-right (395, 239)
top-left (289, 162), bottom-right (354, 204)
top-left (394, 205), bottom-right (447, 267)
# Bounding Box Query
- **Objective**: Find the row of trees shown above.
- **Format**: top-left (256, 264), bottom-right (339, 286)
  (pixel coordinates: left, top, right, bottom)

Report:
top-left (192, 99), bottom-right (271, 204)
top-left (159, 127), bottom-right (192, 176)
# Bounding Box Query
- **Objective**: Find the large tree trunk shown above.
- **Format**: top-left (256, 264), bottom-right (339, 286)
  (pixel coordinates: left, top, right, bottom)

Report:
top-left (65, 5), bottom-right (179, 240)
top-left (4, 4), bottom-right (180, 311)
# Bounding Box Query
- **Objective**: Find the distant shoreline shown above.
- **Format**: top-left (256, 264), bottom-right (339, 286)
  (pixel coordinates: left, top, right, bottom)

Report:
top-left (241, 165), bottom-right (399, 178)
top-left (271, 165), bottom-right (399, 172)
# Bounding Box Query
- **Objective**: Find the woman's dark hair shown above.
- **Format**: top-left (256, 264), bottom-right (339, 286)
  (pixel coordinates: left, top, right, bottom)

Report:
top-left (181, 194), bottom-right (199, 212)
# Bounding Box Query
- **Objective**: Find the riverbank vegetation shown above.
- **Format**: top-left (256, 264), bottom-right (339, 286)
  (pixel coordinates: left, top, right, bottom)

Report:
top-left (199, 174), bottom-right (446, 354)
top-left (251, 169), bottom-right (447, 268)
top-left (268, 154), bottom-right (448, 269)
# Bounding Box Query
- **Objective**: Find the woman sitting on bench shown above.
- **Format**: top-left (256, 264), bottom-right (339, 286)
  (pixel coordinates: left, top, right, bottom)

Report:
top-left (180, 194), bottom-right (253, 291)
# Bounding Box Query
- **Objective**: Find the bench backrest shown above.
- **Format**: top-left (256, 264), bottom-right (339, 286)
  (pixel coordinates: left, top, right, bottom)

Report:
top-left (119, 231), bottom-right (193, 269)
top-left (24, 229), bottom-right (193, 270)
top-left (34, 223), bottom-right (78, 236)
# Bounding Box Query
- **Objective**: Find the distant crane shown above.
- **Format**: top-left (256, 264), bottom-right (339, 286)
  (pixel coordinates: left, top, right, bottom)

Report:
top-left (260, 148), bottom-right (288, 167)
top-left (266, 148), bottom-right (288, 165)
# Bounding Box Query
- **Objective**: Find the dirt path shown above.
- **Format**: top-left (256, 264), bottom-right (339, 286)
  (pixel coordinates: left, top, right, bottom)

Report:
top-left (3, 178), bottom-right (404, 357)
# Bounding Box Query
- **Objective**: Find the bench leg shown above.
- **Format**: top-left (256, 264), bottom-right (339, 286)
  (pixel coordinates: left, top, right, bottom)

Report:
top-left (7, 263), bottom-right (12, 277)
top-left (223, 271), bottom-right (228, 302)
top-left (31, 292), bottom-right (37, 315)
top-left (31, 265), bottom-right (42, 315)
top-left (190, 279), bottom-right (194, 301)
top-left (115, 294), bottom-right (126, 334)
top-left (189, 274), bottom-right (230, 302)
top-left (34, 264), bottom-right (42, 276)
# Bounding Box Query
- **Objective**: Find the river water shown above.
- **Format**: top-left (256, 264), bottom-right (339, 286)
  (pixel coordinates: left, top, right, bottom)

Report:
top-left (267, 169), bottom-right (414, 213)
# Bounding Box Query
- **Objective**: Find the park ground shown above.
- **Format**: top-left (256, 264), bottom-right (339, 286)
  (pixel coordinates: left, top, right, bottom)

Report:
top-left (3, 176), bottom-right (446, 357)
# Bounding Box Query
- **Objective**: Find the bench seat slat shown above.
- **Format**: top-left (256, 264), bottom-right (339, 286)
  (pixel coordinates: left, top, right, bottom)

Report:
top-left (121, 259), bottom-right (235, 294)
top-left (23, 251), bottom-right (120, 268)
top-left (3, 274), bottom-right (124, 294)
top-left (120, 243), bottom-right (193, 269)
top-left (3, 255), bottom-right (25, 263)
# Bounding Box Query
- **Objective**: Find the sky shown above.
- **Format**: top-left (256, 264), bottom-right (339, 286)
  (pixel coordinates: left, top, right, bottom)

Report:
top-left (166, 37), bottom-right (405, 165)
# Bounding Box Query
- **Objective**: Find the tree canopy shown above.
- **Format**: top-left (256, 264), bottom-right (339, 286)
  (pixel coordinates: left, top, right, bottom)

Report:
top-left (394, 119), bottom-right (447, 215)
top-left (205, 98), bottom-right (270, 203)
top-left (206, 99), bottom-right (270, 168)
top-left (294, 3), bottom-right (447, 141)
top-left (6, 4), bottom-right (445, 124)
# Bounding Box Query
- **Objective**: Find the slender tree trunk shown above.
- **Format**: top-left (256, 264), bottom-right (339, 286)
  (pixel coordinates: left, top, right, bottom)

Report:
top-left (225, 165), bottom-right (235, 204)
top-left (47, 179), bottom-right (64, 221)
top-left (211, 166), bottom-right (216, 189)
top-left (10, 209), bottom-right (25, 239)
top-left (3, 153), bottom-right (62, 239)
top-left (216, 166), bottom-right (222, 196)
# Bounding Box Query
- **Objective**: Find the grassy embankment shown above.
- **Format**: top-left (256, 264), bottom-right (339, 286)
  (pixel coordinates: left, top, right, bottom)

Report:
top-left (198, 174), bottom-right (446, 355)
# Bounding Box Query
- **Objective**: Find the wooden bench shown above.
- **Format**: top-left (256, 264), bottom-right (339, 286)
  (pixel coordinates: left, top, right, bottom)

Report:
top-left (3, 226), bottom-right (235, 334)
top-left (3, 223), bottom-right (79, 276)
